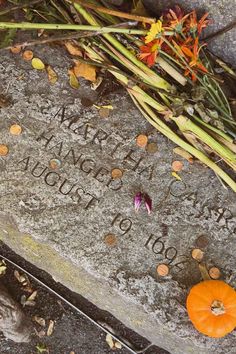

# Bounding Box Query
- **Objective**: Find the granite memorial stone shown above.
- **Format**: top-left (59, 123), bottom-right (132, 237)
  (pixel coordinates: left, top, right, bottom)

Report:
top-left (0, 42), bottom-right (235, 354)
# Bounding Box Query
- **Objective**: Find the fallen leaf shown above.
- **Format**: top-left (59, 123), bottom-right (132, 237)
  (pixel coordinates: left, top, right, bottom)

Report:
top-left (0, 260), bottom-right (6, 276)
top-left (28, 290), bottom-right (37, 301)
top-left (21, 294), bottom-right (35, 307)
top-left (46, 65), bottom-right (58, 85)
top-left (93, 104), bottom-right (113, 110)
top-left (172, 160), bottom-right (184, 172)
top-left (91, 76), bottom-right (103, 90)
top-left (32, 58), bottom-right (45, 70)
top-left (36, 343), bottom-right (49, 353)
top-left (33, 315), bottom-right (46, 327)
top-left (114, 342), bottom-right (122, 349)
top-left (171, 171), bottom-right (182, 181)
top-left (10, 45), bottom-right (21, 54)
top-left (136, 134), bottom-right (148, 147)
top-left (106, 333), bottom-right (114, 349)
top-left (14, 270), bottom-right (27, 283)
top-left (173, 147), bottom-right (193, 163)
top-left (73, 61), bottom-right (96, 82)
top-left (22, 50), bottom-right (33, 61)
top-left (64, 41), bottom-right (82, 56)
top-left (14, 270), bottom-right (33, 292)
top-left (68, 69), bottom-right (80, 89)
top-left (47, 320), bottom-right (54, 336)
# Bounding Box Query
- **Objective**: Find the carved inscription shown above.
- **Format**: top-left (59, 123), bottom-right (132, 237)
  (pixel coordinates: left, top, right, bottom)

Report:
top-left (145, 233), bottom-right (190, 272)
top-left (17, 156), bottom-right (100, 210)
top-left (111, 213), bottom-right (133, 235)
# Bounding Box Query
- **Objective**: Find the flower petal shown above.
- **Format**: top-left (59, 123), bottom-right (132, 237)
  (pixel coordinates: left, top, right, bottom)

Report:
top-left (144, 193), bottom-right (152, 214)
top-left (134, 192), bottom-right (142, 212)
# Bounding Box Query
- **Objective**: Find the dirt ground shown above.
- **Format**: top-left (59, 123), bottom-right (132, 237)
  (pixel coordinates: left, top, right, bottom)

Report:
top-left (0, 242), bottom-right (169, 354)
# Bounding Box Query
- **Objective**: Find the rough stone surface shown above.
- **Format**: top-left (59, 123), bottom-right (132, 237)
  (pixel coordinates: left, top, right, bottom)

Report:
top-left (143, 0), bottom-right (236, 67)
top-left (0, 46), bottom-right (236, 354)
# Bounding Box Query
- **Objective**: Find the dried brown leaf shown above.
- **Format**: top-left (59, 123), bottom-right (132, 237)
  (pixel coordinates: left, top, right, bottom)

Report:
top-left (73, 61), bottom-right (96, 82)
top-left (33, 315), bottom-right (46, 327)
top-left (47, 320), bottom-right (54, 336)
top-left (173, 147), bottom-right (193, 163)
top-left (28, 290), bottom-right (38, 301)
top-left (64, 42), bottom-right (82, 56)
top-left (0, 260), bottom-right (6, 276)
top-left (68, 69), bottom-right (80, 89)
top-left (46, 65), bottom-right (58, 85)
top-left (106, 333), bottom-right (114, 349)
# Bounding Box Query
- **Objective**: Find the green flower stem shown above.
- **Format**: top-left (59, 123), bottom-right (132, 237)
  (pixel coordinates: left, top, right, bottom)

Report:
top-left (0, 21), bottom-right (147, 34)
top-left (73, 3), bottom-right (171, 91)
top-left (131, 97), bottom-right (236, 192)
top-left (191, 114), bottom-right (234, 143)
top-left (172, 115), bottom-right (236, 162)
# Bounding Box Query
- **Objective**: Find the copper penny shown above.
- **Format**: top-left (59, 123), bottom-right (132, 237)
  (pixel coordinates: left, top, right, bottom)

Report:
top-left (104, 234), bottom-right (117, 247)
top-left (0, 144), bottom-right (9, 156)
top-left (156, 264), bottom-right (169, 276)
top-left (9, 124), bottom-right (22, 136)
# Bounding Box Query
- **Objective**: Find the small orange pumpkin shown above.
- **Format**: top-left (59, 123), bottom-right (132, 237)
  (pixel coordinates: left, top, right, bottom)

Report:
top-left (186, 280), bottom-right (236, 338)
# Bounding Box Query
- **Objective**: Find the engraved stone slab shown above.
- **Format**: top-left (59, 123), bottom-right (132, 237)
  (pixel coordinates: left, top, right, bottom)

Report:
top-left (0, 48), bottom-right (236, 354)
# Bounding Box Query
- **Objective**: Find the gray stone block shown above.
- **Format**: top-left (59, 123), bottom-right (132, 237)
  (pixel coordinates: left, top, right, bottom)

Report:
top-left (0, 47), bottom-right (235, 354)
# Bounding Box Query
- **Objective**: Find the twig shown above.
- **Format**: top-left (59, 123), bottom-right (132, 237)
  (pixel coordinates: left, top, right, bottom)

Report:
top-left (70, 0), bottom-right (156, 24)
top-left (0, 0), bottom-right (44, 16)
top-left (203, 20), bottom-right (236, 42)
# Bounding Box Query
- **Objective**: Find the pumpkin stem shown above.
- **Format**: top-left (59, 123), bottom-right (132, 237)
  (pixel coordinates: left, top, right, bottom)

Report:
top-left (211, 300), bottom-right (225, 316)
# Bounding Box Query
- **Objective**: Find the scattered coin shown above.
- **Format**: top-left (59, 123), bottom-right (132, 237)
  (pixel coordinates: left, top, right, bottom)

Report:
top-left (191, 248), bottom-right (204, 262)
top-left (156, 264), bottom-right (169, 276)
top-left (0, 144), bottom-right (9, 156)
top-left (22, 50), bottom-right (34, 61)
top-left (146, 142), bottom-right (158, 153)
top-left (49, 158), bottom-right (61, 170)
top-left (195, 235), bottom-right (209, 248)
top-left (111, 168), bottom-right (123, 179)
top-left (136, 134), bottom-right (148, 148)
top-left (209, 267), bottom-right (221, 279)
top-left (9, 124), bottom-right (22, 135)
top-left (104, 234), bottom-right (117, 247)
top-left (172, 160), bottom-right (184, 172)
top-left (10, 46), bottom-right (21, 54)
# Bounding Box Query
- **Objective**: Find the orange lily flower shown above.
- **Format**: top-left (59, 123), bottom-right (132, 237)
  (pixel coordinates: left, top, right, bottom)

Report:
top-left (163, 5), bottom-right (190, 33)
top-left (139, 38), bottom-right (163, 67)
top-left (197, 12), bottom-right (211, 34)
